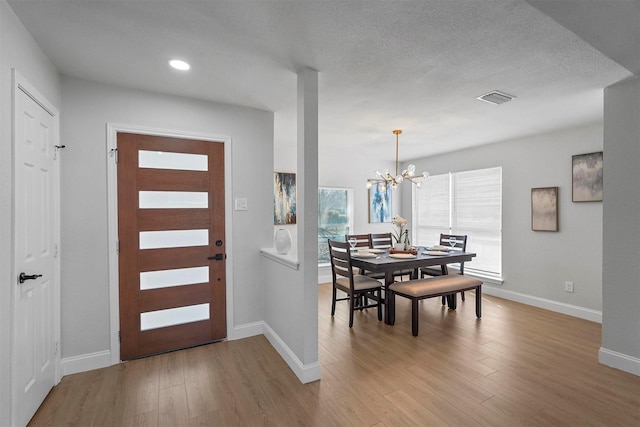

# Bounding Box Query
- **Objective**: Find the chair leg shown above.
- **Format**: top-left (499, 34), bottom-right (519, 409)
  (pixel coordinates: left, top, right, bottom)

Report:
top-left (331, 286), bottom-right (337, 316)
top-left (412, 299), bottom-right (419, 336)
top-left (377, 289), bottom-right (382, 321)
top-left (441, 295), bottom-right (446, 305)
top-left (461, 290), bottom-right (465, 301)
top-left (349, 294), bottom-right (355, 328)
top-left (475, 286), bottom-right (482, 318)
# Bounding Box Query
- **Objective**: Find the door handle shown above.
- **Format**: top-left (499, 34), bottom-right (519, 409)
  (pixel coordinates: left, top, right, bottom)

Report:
top-left (18, 272), bottom-right (42, 284)
top-left (208, 254), bottom-right (225, 261)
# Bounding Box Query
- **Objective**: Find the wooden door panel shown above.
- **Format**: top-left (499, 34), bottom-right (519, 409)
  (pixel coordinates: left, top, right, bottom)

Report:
top-left (138, 283), bottom-right (210, 312)
top-left (138, 246), bottom-right (209, 271)
top-left (139, 320), bottom-right (211, 355)
top-left (118, 132), bottom-right (226, 360)
top-left (137, 209), bottom-right (210, 231)
top-left (137, 169), bottom-right (209, 191)
top-left (137, 136), bottom-right (210, 153)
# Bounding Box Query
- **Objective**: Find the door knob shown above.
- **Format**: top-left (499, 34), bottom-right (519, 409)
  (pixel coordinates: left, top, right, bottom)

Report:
top-left (18, 272), bottom-right (42, 284)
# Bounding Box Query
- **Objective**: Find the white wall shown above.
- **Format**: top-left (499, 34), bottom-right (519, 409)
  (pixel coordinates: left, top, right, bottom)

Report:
top-left (405, 124), bottom-right (604, 316)
top-left (601, 77), bottom-right (640, 375)
top-left (319, 155), bottom-right (399, 235)
top-left (59, 76), bottom-right (273, 360)
top-left (0, 0), bottom-right (61, 423)
top-left (261, 70), bottom-right (320, 383)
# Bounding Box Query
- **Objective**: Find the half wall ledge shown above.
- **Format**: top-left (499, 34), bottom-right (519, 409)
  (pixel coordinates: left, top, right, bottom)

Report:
top-left (260, 248), bottom-right (299, 270)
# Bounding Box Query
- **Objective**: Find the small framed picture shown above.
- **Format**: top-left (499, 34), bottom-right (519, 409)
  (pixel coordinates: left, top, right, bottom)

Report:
top-left (572, 151), bottom-right (603, 202)
top-left (274, 172), bottom-right (296, 225)
top-left (531, 187), bottom-right (558, 232)
top-left (368, 182), bottom-right (392, 223)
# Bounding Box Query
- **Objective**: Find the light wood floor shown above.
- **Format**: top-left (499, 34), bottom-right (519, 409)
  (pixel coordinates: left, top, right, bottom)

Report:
top-left (29, 283), bottom-right (639, 426)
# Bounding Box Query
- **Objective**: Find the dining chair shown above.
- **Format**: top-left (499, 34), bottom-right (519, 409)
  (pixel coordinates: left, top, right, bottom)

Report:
top-left (421, 233), bottom-right (468, 301)
top-left (345, 233), bottom-right (375, 304)
top-left (369, 232), bottom-right (393, 249)
top-left (328, 239), bottom-right (382, 327)
top-left (345, 233), bottom-right (370, 250)
top-left (369, 232), bottom-right (414, 281)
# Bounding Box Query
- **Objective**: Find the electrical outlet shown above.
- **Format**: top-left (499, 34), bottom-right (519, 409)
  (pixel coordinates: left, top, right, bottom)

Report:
top-left (564, 281), bottom-right (574, 293)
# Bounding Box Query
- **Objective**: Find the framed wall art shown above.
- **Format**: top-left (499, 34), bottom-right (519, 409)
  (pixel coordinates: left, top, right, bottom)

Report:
top-left (368, 182), bottom-right (392, 223)
top-left (531, 187), bottom-right (558, 232)
top-left (274, 172), bottom-right (296, 224)
top-left (572, 151), bottom-right (603, 202)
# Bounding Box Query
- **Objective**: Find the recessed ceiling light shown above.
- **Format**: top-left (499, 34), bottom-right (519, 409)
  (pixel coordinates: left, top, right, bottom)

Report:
top-left (168, 59), bottom-right (190, 71)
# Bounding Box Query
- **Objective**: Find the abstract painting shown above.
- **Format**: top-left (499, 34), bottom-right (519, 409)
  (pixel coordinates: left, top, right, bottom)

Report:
top-left (274, 172), bottom-right (296, 224)
top-left (572, 152), bottom-right (603, 202)
top-left (368, 182), bottom-right (392, 223)
top-left (531, 187), bottom-right (558, 231)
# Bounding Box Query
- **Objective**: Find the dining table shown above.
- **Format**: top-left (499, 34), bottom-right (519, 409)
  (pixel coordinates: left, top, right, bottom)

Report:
top-left (350, 247), bottom-right (477, 324)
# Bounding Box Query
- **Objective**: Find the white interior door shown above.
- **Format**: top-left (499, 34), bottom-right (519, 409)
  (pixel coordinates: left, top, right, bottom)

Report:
top-left (12, 76), bottom-right (60, 427)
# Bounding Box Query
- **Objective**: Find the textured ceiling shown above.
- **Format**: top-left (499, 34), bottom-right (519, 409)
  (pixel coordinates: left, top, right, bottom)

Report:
top-left (8, 0), bottom-right (633, 162)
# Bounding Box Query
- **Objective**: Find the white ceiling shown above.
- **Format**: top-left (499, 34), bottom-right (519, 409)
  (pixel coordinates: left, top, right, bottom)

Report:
top-left (7, 0), bottom-right (634, 163)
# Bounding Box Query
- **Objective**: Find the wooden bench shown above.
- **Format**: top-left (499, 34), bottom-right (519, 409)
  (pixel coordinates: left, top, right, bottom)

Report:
top-left (387, 275), bottom-right (483, 336)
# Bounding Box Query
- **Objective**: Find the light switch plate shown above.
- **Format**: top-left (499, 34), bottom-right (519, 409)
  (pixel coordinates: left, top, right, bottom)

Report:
top-left (234, 198), bottom-right (248, 211)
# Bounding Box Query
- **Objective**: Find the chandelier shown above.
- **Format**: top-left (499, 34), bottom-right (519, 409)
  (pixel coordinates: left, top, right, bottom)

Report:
top-left (367, 129), bottom-right (428, 190)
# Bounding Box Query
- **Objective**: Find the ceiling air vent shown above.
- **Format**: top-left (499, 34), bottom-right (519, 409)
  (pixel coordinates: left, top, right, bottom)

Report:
top-left (476, 90), bottom-right (516, 105)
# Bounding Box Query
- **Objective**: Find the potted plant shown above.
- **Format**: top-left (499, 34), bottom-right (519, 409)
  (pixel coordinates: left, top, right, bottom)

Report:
top-left (391, 215), bottom-right (409, 250)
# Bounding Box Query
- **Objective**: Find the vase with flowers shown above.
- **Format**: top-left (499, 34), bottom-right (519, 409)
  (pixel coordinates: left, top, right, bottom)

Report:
top-left (391, 215), bottom-right (409, 250)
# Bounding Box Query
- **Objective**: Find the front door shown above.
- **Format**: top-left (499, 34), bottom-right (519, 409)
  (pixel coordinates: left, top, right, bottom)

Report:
top-left (13, 81), bottom-right (59, 427)
top-left (117, 133), bottom-right (226, 360)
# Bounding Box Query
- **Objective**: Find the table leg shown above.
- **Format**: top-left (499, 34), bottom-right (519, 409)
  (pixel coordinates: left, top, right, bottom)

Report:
top-left (384, 271), bottom-right (394, 324)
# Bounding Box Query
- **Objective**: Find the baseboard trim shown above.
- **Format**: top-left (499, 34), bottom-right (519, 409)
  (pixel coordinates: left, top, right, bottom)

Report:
top-left (262, 323), bottom-right (321, 384)
top-left (229, 321), bottom-right (264, 341)
top-left (60, 321), bottom-right (321, 385)
top-left (61, 350), bottom-right (111, 376)
top-left (481, 285), bottom-right (602, 323)
top-left (599, 347), bottom-right (640, 376)
top-left (318, 264), bottom-right (331, 284)
top-left (231, 321), bottom-right (320, 383)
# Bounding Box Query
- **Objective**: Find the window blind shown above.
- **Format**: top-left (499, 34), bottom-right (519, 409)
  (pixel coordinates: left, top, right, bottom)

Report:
top-left (413, 167), bottom-right (502, 277)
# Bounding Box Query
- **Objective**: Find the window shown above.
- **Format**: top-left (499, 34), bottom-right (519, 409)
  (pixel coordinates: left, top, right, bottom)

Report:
top-left (318, 187), bottom-right (353, 264)
top-left (413, 167), bottom-right (502, 277)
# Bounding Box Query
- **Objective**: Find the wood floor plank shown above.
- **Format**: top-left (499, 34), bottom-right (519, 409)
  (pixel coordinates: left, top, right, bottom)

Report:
top-left (158, 384), bottom-right (189, 427)
top-left (122, 410), bottom-right (158, 427)
top-left (27, 283), bottom-right (640, 427)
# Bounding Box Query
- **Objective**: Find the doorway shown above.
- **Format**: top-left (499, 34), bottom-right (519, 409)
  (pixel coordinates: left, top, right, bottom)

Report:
top-left (116, 132), bottom-right (227, 360)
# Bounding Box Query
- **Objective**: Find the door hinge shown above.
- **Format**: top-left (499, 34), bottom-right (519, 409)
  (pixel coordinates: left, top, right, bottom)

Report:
top-left (109, 147), bottom-right (118, 163)
top-left (55, 341), bottom-right (58, 356)
top-left (116, 240), bottom-right (120, 254)
top-left (53, 145), bottom-right (66, 160)
top-left (118, 331), bottom-right (121, 343)
top-left (54, 243), bottom-right (59, 259)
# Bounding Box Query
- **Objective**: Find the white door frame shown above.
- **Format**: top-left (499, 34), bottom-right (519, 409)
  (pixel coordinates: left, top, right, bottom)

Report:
top-left (105, 123), bottom-right (234, 365)
top-left (11, 70), bottom-right (61, 427)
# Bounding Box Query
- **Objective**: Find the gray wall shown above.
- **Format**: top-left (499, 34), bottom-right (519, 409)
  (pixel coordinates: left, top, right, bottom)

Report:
top-left (60, 76), bottom-right (274, 358)
top-left (0, 1), bottom-right (61, 423)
